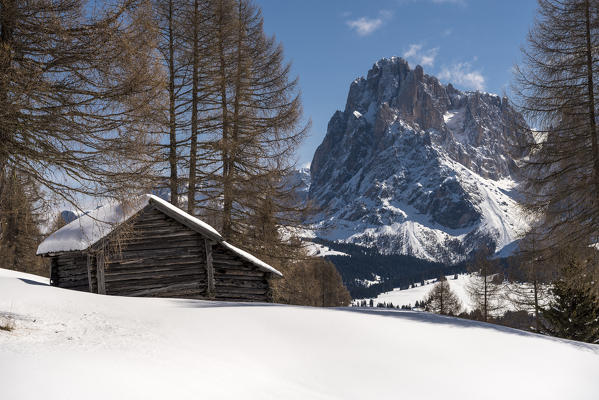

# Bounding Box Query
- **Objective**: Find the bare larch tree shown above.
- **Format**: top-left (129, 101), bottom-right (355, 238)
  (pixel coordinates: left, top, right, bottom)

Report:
top-left (514, 0), bottom-right (599, 249)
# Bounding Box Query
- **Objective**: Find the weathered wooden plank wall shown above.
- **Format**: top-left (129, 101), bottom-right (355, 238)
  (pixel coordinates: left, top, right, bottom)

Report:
top-left (52, 252), bottom-right (93, 292)
top-left (48, 204), bottom-right (273, 302)
top-left (102, 206), bottom-right (207, 298)
top-left (212, 243), bottom-right (270, 302)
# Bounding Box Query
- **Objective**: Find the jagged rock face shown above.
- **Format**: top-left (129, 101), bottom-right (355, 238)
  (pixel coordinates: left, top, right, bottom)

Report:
top-left (286, 168), bottom-right (311, 203)
top-left (309, 57), bottom-right (529, 263)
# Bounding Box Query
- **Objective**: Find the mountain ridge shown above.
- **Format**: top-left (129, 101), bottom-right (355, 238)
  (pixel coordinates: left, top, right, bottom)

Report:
top-left (306, 57), bottom-right (530, 264)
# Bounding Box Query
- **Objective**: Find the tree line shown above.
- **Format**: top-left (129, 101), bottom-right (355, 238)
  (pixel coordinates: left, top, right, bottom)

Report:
top-left (511, 0), bottom-right (599, 343)
top-left (0, 0), bottom-right (349, 306)
top-left (397, 0), bottom-right (599, 345)
top-left (355, 242), bottom-right (599, 343)
top-left (417, 0), bottom-right (599, 343)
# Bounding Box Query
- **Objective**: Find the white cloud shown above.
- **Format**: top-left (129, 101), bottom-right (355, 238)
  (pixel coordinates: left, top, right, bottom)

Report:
top-left (346, 10), bottom-right (393, 36)
top-left (403, 44), bottom-right (439, 67)
top-left (403, 44), bottom-right (421, 58)
top-left (438, 62), bottom-right (485, 91)
top-left (442, 28), bottom-right (453, 37)
top-left (347, 17), bottom-right (383, 36)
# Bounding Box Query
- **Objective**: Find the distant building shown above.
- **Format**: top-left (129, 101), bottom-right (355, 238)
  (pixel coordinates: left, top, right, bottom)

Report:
top-left (37, 194), bottom-right (281, 302)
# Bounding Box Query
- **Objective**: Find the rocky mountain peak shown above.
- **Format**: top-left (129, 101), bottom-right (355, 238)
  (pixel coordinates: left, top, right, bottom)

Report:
top-left (308, 57), bottom-right (530, 263)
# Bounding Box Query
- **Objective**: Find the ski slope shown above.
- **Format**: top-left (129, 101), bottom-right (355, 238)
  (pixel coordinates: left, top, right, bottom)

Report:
top-left (1, 268), bottom-right (598, 399)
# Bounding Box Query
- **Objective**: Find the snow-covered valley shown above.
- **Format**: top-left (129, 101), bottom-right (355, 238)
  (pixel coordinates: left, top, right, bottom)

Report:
top-left (1, 268), bottom-right (598, 399)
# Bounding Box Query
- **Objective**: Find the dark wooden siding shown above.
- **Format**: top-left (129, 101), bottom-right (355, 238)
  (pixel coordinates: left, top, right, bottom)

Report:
top-left (103, 205), bottom-right (207, 298)
top-left (48, 204), bottom-right (273, 302)
top-left (52, 252), bottom-right (92, 292)
top-left (212, 243), bottom-right (270, 302)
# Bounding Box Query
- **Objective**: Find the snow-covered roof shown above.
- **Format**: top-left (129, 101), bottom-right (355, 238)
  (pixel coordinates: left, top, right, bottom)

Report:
top-left (37, 194), bottom-right (281, 276)
top-left (221, 241), bottom-right (282, 277)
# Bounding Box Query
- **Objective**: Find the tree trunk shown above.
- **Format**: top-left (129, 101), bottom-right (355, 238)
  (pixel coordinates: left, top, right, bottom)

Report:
top-left (584, 0), bottom-right (599, 201)
top-left (168, 0), bottom-right (178, 207)
top-left (217, 0), bottom-right (232, 239)
top-left (483, 265), bottom-right (488, 322)
top-left (0, 0), bottom-right (15, 166)
top-left (187, 0), bottom-right (200, 215)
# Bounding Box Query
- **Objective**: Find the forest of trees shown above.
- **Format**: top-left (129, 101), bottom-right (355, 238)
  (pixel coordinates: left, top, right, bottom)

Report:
top-left (0, 0), bottom-right (348, 307)
top-left (511, 0), bottom-right (599, 343)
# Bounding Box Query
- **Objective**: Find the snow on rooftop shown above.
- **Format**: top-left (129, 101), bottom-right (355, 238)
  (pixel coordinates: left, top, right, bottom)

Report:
top-left (221, 242), bottom-right (282, 277)
top-left (36, 195), bottom-right (150, 255)
top-left (147, 194), bottom-right (221, 239)
top-left (36, 194), bottom-right (279, 276)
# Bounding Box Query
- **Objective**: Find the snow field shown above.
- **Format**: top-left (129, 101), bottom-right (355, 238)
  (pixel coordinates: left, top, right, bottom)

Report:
top-left (1, 268), bottom-right (598, 400)
top-left (356, 274), bottom-right (474, 310)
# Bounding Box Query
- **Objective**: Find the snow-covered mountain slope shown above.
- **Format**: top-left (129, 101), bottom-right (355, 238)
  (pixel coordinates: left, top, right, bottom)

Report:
top-left (309, 57), bottom-right (530, 264)
top-left (355, 273), bottom-right (474, 309)
top-left (356, 273), bottom-right (506, 312)
top-left (2, 268), bottom-right (598, 400)
top-left (304, 241), bottom-right (349, 257)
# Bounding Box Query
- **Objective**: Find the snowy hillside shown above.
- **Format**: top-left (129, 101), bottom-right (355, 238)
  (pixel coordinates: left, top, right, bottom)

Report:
top-left (355, 273), bottom-right (547, 315)
top-left (2, 268), bottom-right (598, 399)
top-left (308, 57), bottom-right (530, 264)
top-left (356, 273), bottom-right (475, 310)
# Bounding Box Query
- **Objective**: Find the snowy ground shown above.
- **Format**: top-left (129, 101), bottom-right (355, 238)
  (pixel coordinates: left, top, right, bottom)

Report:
top-left (356, 273), bottom-right (475, 310)
top-left (355, 273), bottom-right (546, 315)
top-left (1, 268), bottom-right (598, 399)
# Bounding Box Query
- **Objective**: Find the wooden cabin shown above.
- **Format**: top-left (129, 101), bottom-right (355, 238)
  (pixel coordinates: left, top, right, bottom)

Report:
top-left (36, 194), bottom-right (282, 302)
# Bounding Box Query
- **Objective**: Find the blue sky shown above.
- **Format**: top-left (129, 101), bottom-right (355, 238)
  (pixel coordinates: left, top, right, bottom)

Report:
top-left (255, 0), bottom-right (538, 168)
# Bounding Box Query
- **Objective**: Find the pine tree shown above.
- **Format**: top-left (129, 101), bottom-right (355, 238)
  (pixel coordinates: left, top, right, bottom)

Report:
top-left (541, 251), bottom-right (599, 343)
top-left (423, 276), bottom-right (463, 316)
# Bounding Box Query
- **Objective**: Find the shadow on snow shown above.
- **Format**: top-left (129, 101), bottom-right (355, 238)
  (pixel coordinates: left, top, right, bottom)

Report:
top-left (340, 307), bottom-right (599, 353)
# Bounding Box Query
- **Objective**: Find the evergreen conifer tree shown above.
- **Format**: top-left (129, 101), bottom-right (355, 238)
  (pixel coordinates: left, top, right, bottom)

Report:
top-left (541, 252), bottom-right (599, 343)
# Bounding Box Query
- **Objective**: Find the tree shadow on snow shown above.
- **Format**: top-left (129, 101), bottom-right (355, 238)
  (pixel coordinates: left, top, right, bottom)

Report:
top-left (339, 307), bottom-right (599, 353)
top-left (169, 298), bottom-right (281, 309)
top-left (18, 278), bottom-right (49, 286)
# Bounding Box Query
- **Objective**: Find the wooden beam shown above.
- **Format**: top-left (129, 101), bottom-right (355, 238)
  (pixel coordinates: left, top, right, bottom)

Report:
top-left (205, 239), bottom-right (215, 298)
top-left (49, 257), bottom-right (56, 286)
top-left (266, 273), bottom-right (274, 303)
top-left (96, 252), bottom-right (106, 295)
top-left (86, 253), bottom-right (94, 293)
